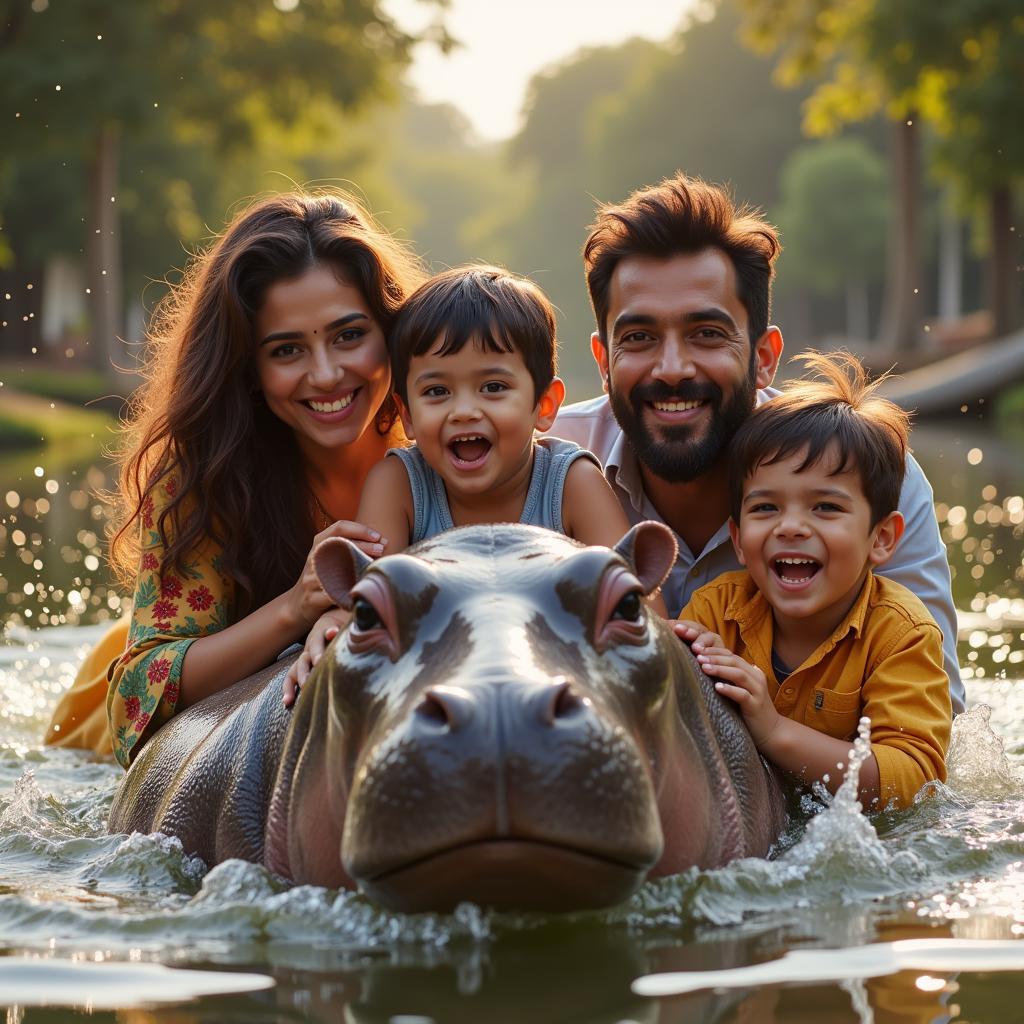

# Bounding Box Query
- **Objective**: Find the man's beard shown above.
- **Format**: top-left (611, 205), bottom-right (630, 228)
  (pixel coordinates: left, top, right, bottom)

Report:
top-left (609, 371), bottom-right (757, 483)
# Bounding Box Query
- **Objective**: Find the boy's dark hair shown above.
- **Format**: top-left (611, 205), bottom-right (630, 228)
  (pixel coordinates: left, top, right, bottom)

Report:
top-left (729, 351), bottom-right (911, 528)
top-left (388, 265), bottom-right (557, 406)
top-left (584, 173), bottom-right (781, 346)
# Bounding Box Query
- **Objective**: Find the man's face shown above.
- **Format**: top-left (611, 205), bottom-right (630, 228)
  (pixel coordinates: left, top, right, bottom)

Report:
top-left (592, 249), bottom-right (781, 483)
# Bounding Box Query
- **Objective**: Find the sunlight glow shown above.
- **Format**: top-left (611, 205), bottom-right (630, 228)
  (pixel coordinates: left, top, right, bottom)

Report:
top-left (382, 0), bottom-right (698, 140)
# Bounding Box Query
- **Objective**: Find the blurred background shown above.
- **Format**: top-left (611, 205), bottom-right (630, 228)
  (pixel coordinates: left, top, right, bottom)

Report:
top-left (1, 0), bottom-right (1023, 636)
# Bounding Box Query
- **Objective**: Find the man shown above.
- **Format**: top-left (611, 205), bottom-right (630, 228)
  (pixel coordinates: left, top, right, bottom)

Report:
top-left (551, 173), bottom-right (965, 713)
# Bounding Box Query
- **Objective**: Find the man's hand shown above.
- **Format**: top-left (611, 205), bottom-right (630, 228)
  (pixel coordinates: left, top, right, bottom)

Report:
top-left (282, 607), bottom-right (351, 708)
top-left (695, 644), bottom-right (781, 749)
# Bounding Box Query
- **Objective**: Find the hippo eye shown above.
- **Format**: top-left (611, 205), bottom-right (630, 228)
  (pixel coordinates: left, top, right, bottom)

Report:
top-left (352, 597), bottom-right (382, 631)
top-left (610, 590), bottom-right (642, 622)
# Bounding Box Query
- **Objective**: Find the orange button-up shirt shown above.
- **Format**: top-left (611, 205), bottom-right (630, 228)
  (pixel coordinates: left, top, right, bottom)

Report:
top-left (680, 569), bottom-right (951, 808)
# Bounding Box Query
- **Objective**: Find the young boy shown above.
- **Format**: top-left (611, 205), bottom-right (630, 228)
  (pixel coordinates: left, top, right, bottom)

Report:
top-left (360, 265), bottom-right (636, 555)
top-left (285, 265), bottom-right (661, 699)
top-left (677, 351), bottom-right (952, 811)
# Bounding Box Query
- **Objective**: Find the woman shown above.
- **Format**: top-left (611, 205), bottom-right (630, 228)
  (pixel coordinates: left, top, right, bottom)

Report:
top-left (44, 190), bottom-right (425, 767)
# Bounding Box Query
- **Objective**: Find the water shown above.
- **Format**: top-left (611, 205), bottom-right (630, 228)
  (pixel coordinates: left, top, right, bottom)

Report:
top-left (3, 419), bottom-right (1024, 1022)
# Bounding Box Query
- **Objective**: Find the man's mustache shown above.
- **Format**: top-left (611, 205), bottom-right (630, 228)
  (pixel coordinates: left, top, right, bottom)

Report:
top-left (629, 381), bottom-right (722, 405)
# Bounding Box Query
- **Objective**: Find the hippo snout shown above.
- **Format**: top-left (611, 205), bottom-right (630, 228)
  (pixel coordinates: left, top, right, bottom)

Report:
top-left (343, 675), bottom-right (664, 913)
top-left (412, 678), bottom-right (585, 732)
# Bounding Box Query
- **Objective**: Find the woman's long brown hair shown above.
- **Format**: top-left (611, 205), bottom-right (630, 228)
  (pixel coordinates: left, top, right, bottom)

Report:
top-left (108, 191), bottom-right (425, 614)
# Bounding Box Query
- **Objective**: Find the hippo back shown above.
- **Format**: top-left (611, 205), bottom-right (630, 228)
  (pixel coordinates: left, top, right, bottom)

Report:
top-left (108, 658), bottom-right (293, 866)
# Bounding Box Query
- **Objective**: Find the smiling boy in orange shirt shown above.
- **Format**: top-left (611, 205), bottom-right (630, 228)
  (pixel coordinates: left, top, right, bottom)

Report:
top-left (677, 351), bottom-right (951, 810)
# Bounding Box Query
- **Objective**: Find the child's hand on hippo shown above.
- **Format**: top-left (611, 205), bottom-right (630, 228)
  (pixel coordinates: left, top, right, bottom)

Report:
top-left (694, 645), bottom-right (781, 749)
top-left (283, 607), bottom-right (352, 707)
top-left (672, 619), bottom-right (724, 655)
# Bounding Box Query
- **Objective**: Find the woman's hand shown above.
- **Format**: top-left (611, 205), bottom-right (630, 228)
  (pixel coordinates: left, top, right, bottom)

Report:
top-left (285, 520), bottom-right (386, 633)
top-left (695, 644), bottom-right (781, 748)
top-left (283, 607), bottom-right (352, 707)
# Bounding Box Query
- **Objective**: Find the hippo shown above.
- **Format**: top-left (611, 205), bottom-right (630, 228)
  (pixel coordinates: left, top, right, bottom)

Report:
top-left (109, 522), bottom-right (786, 912)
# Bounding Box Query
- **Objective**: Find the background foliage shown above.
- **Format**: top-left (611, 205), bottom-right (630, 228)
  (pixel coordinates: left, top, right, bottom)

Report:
top-left (1, 0), bottom-right (1020, 400)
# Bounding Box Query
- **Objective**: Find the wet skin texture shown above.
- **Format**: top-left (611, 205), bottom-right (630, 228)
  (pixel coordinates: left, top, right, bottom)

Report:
top-left (109, 523), bottom-right (786, 913)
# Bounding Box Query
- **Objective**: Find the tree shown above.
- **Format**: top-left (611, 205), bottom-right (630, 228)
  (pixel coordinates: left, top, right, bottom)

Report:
top-left (1, 0), bottom-right (441, 376)
top-left (588, 0), bottom-right (810, 214)
top-left (739, 0), bottom-right (1024, 345)
top-left (864, 0), bottom-right (1024, 337)
top-left (775, 138), bottom-right (889, 340)
top-left (738, 0), bottom-right (928, 350)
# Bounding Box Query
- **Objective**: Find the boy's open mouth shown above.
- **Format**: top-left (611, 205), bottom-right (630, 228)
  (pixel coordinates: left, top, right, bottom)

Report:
top-left (449, 434), bottom-right (492, 466)
top-left (772, 556), bottom-right (821, 585)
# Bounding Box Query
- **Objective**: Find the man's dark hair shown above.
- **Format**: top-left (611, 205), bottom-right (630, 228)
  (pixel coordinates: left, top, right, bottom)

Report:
top-left (584, 173), bottom-right (781, 345)
top-left (729, 351), bottom-right (911, 528)
top-left (388, 265), bottom-right (557, 406)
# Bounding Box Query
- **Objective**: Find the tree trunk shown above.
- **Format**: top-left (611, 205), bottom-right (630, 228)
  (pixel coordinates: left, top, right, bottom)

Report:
top-left (877, 117), bottom-right (922, 352)
top-left (989, 183), bottom-right (1017, 338)
top-left (937, 189), bottom-right (962, 323)
top-left (86, 122), bottom-right (123, 380)
top-left (845, 278), bottom-right (869, 342)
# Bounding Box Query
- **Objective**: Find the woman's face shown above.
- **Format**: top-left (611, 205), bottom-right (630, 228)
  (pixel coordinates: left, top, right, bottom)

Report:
top-left (254, 263), bottom-right (391, 460)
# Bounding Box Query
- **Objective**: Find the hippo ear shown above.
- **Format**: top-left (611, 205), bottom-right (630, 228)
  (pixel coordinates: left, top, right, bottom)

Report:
top-left (613, 521), bottom-right (678, 596)
top-left (314, 537), bottom-right (374, 610)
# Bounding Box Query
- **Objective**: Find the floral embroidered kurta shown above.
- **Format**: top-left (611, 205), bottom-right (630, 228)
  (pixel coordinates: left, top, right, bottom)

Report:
top-left (107, 479), bottom-right (234, 767)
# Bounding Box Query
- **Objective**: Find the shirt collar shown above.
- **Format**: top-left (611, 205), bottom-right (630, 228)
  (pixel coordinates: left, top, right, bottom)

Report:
top-left (604, 430), bottom-right (648, 513)
top-left (730, 570), bottom-right (874, 656)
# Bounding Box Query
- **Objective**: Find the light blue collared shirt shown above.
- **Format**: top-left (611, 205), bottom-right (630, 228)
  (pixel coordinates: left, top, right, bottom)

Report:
top-left (551, 391), bottom-right (965, 713)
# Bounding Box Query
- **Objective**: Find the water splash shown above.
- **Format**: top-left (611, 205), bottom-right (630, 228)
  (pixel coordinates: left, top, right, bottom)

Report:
top-left (612, 719), bottom-right (929, 929)
top-left (0, 768), bottom-right (43, 829)
top-left (946, 703), bottom-right (1024, 799)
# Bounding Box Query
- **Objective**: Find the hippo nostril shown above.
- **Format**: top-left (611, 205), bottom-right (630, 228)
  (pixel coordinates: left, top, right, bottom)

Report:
top-left (414, 686), bottom-right (474, 731)
top-left (547, 680), bottom-right (586, 724)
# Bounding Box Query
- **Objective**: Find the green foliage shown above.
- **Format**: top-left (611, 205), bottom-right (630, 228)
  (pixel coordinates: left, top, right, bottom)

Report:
top-left (0, 387), bottom-right (112, 449)
top-left (738, 0), bottom-right (1024, 196)
top-left (493, 39), bottom-right (676, 390)
top-left (590, 2), bottom-right (810, 212)
top-left (775, 138), bottom-right (889, 293)
top-left (0, 1), bottom-right (419, 153)
top-left (865, 0), bottom-right (1024, 198)
top-left (0, 414), bottom-right (40, 448)
top-left (0, 0), bottom-right (436, 312)
top-left (488, 2), bottom-right (814, 392)
top-left (0, 362), bottom-right (116, 405)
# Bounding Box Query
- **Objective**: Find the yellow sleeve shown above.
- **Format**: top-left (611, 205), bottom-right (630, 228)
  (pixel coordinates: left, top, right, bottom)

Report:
top-left (106, 478), bottom-right (235, 768)
top-left (864, 622), bottom-right (952, 808)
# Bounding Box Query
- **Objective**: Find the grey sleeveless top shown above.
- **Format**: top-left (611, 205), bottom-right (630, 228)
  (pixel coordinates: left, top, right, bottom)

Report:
top-left (388, 435), bottom-right (599, 543)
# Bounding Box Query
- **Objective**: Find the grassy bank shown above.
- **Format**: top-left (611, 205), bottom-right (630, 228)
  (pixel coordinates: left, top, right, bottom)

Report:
top-left (0, 387), bottom-right (115, 450)
top-left (0, 361), bottom-right (132, 413)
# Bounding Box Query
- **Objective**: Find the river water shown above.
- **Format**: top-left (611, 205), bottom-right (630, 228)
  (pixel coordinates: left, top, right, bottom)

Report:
top-left (2, 417), bottom-right (1024, 1022)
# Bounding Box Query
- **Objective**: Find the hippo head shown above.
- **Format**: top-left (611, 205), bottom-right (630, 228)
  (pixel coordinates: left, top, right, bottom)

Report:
top-left (279, 522), bottom-right (744, 913)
